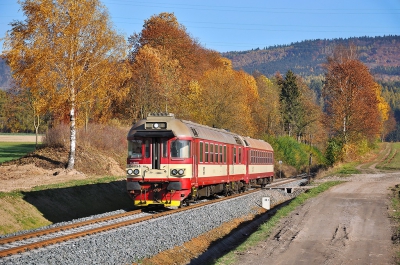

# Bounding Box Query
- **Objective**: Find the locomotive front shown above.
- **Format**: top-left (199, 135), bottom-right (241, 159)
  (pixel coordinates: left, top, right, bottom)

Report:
top-left (126, 113), bottom-right (194, 207)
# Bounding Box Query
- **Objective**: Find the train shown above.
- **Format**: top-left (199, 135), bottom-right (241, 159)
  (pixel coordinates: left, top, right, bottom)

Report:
top-left (126, 113), bottom-right (274, 207)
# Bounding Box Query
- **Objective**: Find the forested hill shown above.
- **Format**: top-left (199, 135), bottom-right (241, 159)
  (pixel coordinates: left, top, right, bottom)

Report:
top-left (222, 35), bottom-right (400, 81)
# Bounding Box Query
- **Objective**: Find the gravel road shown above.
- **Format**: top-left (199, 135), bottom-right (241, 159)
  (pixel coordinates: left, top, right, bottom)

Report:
top-left (230, 173), bottom-right (400, 265)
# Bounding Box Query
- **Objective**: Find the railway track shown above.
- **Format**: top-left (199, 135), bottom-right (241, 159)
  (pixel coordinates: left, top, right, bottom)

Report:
top-left (0, 187), bottom-right (272, 258)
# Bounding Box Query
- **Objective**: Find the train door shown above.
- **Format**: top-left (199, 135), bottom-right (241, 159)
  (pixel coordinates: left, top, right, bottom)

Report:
top-left (146, 138), bottom-right (169, 169)
top-left (192, 140), bottom-right (198, 185)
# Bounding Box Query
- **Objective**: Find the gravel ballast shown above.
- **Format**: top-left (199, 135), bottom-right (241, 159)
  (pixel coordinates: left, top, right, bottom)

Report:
top-left (0, 179), bottom-right (307, 264)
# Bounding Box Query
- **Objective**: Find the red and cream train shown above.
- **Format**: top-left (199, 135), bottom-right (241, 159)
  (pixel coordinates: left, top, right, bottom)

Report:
top-left (126, 113), bottom-right (274, 207)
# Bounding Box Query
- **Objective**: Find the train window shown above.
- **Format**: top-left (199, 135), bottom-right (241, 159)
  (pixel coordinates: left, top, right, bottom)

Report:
top-left (238, 148), bottom-right (242, 164)
top-left (205, 143), bottom-right (209, 163)
top-left (233, 148), bottom-right (237, 164)
top-left (200, 142), bottom-right (204, 163)
top-left (170, 139), bottom-right (191, 158)
top-left (223, 146), bottom-right (227, 163)
top-left (215, 145), bottom-right (219, 163)
top-left (128, 139), bottom-right (142, 158)
top-left (162, 140), bottom-right (168, 158)
top-left (220, 145), bottom-right (223, 163)
top-left (145, 139), bottom-right (150, 158)
top-left (210, 144), bottom-right (214, 163)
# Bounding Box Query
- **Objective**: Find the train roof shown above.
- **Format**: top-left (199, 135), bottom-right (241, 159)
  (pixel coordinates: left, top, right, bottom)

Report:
top-left (127, 113), bottom-right (273, 151)
top-left (243, 136), bottom-right (273, 151)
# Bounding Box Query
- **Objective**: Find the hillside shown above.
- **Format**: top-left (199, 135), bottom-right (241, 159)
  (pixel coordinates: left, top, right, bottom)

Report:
top-left (222, 35), bottom-right (400, 82)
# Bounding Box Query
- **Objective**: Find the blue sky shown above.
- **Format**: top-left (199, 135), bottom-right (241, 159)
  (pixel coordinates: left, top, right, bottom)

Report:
top-left (1, 0), bottom-right (399, 53)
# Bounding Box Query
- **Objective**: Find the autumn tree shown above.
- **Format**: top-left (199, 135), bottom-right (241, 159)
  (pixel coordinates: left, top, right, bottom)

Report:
top-left (295, 77), bottom-right (326, 147)
top-left (184, 58), bottom-right (257, 136)
top-left (323, 44), bottom-right (381, 151)
top-left (123, 45), bottom-right (181, 120)
top-left (3, 0), bottom-right (129, 169)
top-left (252, 71), bottom-right (281, 136)
top-left (125, 12), bottom-right (224, 121)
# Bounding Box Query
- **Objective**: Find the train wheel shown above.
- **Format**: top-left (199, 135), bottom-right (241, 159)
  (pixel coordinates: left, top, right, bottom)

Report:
top-left (179, 200), bottom-right (188, 208)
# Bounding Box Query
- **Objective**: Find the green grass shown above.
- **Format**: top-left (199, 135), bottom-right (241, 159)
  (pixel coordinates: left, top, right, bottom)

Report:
top-left (377, 143), bottom-right (400, 171)
top-left (0, 142), bottom-right (38, 163)
top-left (31, 176), bottom-right (123, 191)
top-left (333, 162), bottom-right (361, 175)
top-left (214, 181), bottom-right (343, 265)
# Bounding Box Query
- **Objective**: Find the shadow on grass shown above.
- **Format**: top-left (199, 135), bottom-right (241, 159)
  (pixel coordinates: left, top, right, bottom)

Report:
top-left (21, 180), bottom-right (135, 223)
top-left (0, 143), bottom-right (38, 163)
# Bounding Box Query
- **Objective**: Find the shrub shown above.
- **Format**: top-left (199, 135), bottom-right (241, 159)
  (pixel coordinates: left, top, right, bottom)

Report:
top-left (42, 124), bottom-right (70, 148)
top-left (43, 124), bottom-right (128, 156)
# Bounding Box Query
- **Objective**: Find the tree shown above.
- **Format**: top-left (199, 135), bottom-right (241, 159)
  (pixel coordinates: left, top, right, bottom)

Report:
top-left (184, 59), bottom-right (257, 136)
top-left (277, 70), bottom-right (303, 137)
top-left (126, 12), bottom-right (225, 121)
top-left (323, 45), bottom-right (381, 146)
top-left (252, 71), bottom-right (281, 136)
top-left (3, 0), bottom-right (129, 169)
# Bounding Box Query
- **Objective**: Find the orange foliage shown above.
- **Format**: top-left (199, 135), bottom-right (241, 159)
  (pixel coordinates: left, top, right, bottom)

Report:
top-left (323, 45), bottom-right (382, 143)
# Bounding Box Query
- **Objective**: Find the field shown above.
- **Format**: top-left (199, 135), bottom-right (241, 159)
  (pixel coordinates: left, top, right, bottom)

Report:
top-left (0, 134), bottom-right (43, 163)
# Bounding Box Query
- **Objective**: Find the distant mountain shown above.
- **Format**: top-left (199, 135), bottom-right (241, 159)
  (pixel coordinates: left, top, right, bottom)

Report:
top-left (222, 35), bottom-right (400, 82)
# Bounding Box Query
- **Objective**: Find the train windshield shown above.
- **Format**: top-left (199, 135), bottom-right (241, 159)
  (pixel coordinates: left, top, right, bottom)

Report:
top-left (128, 139), bottom-right (142, 158)
top-left (170, 139), bottom-right (191, 158)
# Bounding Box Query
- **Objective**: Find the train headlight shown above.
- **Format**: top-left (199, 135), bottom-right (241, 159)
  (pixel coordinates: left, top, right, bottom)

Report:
top-left (153, 123), bottom-right (159, 129)
top-left (178, 169), bottom-right (185, 175)
top-left (133, 169), bottom-right (140, 175)
top-left (127, 169), bottom-right (134, 175)
top-left (171, 169), bottom-right (178, 175)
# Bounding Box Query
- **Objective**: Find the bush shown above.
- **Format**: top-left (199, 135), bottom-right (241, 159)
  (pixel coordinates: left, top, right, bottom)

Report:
top-left (263, 135), bottom-right (326, 172)
top-left (42, 124), bottom-right (70, 148)
top-left (43, 124), bottom-right (128, 156)
top-left (325, 137), bottom-right (344, 166)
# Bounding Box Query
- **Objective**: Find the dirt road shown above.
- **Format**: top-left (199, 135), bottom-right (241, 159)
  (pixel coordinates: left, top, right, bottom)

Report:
top-left (231, 173), bottom-right (399, 265)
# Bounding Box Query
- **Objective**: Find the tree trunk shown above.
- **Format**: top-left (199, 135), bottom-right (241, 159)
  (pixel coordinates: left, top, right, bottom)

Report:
top-left (67, 101), bottom-right (76, 170)
top-left (34, 114), bottom-right (40, 149)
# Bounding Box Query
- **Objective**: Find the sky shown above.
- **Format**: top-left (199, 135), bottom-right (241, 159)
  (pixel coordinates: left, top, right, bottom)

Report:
top-left (0, 0), bottom-right (399, 53)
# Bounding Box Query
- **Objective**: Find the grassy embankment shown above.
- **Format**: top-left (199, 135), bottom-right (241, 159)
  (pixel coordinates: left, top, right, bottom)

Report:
top-left (0, 177), bottom-right (133, 235)
top-left (0, 129), bottom-right (132, 235)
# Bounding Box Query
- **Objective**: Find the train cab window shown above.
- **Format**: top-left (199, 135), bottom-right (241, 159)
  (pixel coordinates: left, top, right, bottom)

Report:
top-left (200, 142), bottom-right (204, 163)
top-left (205, 143), bottom-right (209, 162)
top-left (128, 139), bottom-right (142, 158)
top-left (162, 139), bottom-right (168, 158)
top-left (233, 148), bottom-right (237, 164)
top-left (170, 139), bottom-right (191, 158)
top-left (238, 148), bottom-right (242, 164)
top-left (145, 139), bottom-right (151, 158)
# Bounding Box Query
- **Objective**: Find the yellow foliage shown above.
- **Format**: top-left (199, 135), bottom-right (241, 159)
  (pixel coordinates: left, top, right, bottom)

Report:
top-left (374, 82), bottom-right (390, 122)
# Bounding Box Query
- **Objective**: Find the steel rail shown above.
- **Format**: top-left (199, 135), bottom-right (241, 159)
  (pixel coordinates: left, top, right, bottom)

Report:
top-left (0, 209), bottom-right (142, 245)
top-left (0, 189), bottom-right (260, 258)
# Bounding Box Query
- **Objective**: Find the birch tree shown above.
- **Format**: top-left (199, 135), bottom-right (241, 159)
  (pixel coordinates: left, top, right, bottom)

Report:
top-left (3, 0), bottom-right (129, 169)
top-left (323, 45), bottom-right (381, 145)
